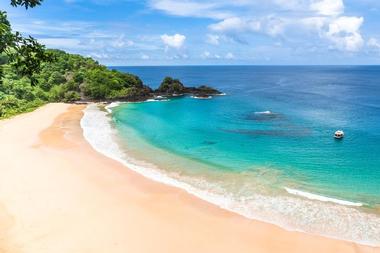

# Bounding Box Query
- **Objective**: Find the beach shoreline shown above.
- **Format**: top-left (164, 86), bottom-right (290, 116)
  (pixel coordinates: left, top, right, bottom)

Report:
top-left (0, 103), bottom-right (378, 253)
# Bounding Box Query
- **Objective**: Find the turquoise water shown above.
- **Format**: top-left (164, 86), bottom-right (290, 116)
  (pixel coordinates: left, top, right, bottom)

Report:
top-left (97, 66), bottom-right (380, 244)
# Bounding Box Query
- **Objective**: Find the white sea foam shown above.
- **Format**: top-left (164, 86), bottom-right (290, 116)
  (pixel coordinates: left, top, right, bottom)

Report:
top-left (146, 98), bottom-right (170, 102)
top-left (285, 187), bottom-right (363, 207)
top-left (191, 95), bottom-right (213, 99)
top-left (80, 104), bottom-right (380, 247)
top-left (255, 110), bottom-right (272, 115)
top-left (105, 99), bottom-right (169, 112)
top-left (105, 102), bottom-right (123, 113)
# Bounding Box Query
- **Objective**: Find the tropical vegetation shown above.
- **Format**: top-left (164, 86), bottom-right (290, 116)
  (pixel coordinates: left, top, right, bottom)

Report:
top-left (0, 49), bottom-right (153, 118)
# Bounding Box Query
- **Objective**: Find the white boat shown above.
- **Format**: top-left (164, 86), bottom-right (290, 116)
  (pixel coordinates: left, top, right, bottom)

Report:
top-left (334, 130), bottom-right (344, 139)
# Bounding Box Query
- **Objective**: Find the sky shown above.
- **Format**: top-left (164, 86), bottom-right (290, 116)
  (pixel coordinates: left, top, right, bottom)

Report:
top-left (1, 0), bottom-right (380, 65)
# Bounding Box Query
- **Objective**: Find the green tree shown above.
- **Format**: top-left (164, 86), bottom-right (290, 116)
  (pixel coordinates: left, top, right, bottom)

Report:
top-left (1, 0), bottom-right (52, 86)
top-left (0, 11), bottom-right (13, 82)
top-left (157, 77), bottom-right (185, 94)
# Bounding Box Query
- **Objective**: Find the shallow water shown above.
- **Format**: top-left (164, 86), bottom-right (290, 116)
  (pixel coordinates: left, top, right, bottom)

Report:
top-left (83, 66), bottom-right (380, 245)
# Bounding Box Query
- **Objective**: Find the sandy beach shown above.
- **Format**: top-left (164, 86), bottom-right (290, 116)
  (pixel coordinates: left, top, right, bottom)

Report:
top-left (0, 103), bottom-right (378, 253)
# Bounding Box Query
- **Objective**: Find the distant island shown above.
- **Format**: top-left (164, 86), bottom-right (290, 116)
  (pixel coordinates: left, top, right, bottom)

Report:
top-left (0, 49), bottom-right (222, 118)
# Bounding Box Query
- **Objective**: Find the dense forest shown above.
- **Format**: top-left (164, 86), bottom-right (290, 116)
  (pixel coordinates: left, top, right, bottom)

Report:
top-left (0, 49), bottom-right (153, 118)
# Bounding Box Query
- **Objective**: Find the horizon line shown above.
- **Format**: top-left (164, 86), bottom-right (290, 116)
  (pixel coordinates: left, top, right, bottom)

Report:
top-left (107, 64), bottom-right (380, 67)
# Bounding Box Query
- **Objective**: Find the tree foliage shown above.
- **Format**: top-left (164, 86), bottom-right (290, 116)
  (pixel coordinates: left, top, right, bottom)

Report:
top-left (1, 1), bottom-right (52, 86)
top-left (8, 34), bottom-right (53, 85)
top-left (157, 77), bottom-right (185, 94)
top-left (10, 0), bottom-right (43, 9)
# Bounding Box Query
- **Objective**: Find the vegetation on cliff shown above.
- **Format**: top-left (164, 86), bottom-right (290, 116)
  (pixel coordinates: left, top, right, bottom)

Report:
top-left (0, 49), bottom-right (154, 118)
top-left (156, 77), bottom-right (222, 97)
top-left (156, 77), bottom-right (185, 95)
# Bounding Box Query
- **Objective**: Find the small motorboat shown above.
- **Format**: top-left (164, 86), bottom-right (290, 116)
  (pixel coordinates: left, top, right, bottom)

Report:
top-left (334, 130), bottom-right (344, 139)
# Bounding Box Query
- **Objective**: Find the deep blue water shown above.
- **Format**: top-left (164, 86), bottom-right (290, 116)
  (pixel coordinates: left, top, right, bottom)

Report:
top-left (104, 66), bottom-right (380, 244)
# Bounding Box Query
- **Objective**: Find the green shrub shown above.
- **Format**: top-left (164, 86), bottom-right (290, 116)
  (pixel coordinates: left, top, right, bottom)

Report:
top-left (63, 91), bottom-right (81, 102)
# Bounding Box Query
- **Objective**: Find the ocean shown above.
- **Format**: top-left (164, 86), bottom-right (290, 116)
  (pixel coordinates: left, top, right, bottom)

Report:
top-left (81, 66), bottom-right (380, 246)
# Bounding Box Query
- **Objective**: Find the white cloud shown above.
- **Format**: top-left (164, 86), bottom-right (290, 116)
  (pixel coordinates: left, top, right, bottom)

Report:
top-left (200, 51), bottom-right (235, 60)
top-left (38, 38), bottom-right (83, 49)
top-left (141, 54), bottom-right (150, 60)
top-left (209, 16), bottom-right (289, 38)
top-left (206, 34), bottom-right (220, 45)
top-left (302, 15), bottom-right (364, 52)
top-left (201, 51), bottom-right (226, 59)
top-left (310, 0), bottom-right (344, 16)
top-left (110, 34), bottom-right (134, 48)
top-left (12, 20), bottom-right (94, 36)
top-left (327, 16), bottom-right (363, 35)
top-left (161, 33), bottom-right (186, 49)
top-left (40, 34), bottom-right (135, 52)
top-left (368, 38), bottom-right (380, 49)
top-left (149, 0), bottom-right (231, 19)
top-left (325, 16), bottom-right (364, 51)
top-left (201, 51), bottom-right (211, 58)
top-left (273, 0), bottom-right (308, 10)
top-left (301, 16), bottom-right (327, 31)
top-left (225, 52), bottom-right (235, 59)
top-left (209, 17), bottom-right (261, 33)
top-left (204, 0), bottom-right (364, 53)
top-left (328, 32), bottom-right (363, 52)
top-left (264, 16), bottom-right (286, 37)
top-left (209, 17), bottom-right (243, 32)
top-left (150, 0), bottom-right (365, 53)
top-left (166, 53), bottom-right (189, 60)
top-left (88, 52), bottom-right (109, 59)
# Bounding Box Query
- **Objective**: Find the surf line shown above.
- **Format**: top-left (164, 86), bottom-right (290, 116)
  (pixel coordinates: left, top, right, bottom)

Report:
top-left (284, 187), bottom-right (363, 207)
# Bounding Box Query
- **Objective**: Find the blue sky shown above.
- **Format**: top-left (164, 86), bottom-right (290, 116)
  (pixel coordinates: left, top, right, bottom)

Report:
top-left (2, 0), bottom-right (380, 65)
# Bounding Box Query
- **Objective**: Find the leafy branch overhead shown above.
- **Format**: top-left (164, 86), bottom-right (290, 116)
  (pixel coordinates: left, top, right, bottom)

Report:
top-left (10, 0), bottom-right (43, 9)
top-left (1, 0), bottom-right (52, 86)
top-left (8, 34), bottom-right (54, 85)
